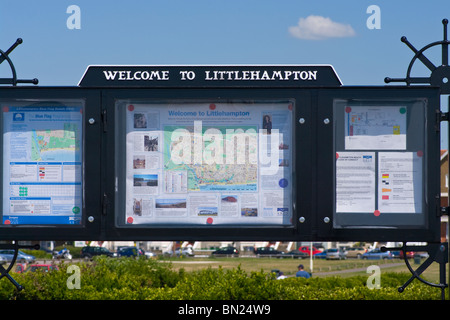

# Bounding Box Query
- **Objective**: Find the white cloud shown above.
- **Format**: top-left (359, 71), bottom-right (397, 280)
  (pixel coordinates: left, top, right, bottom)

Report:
top-left (289, 15), bottom-right (356, 40)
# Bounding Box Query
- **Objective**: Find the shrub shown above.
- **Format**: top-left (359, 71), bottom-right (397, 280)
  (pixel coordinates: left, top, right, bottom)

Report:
top-left (0, 258), bottom-right (445, 300)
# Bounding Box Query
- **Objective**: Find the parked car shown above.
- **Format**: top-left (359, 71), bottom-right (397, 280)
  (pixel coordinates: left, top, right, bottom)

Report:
top-left (211, 247), bottom-right (239, 257)
top-left (298, 246), bottom-right (322, 256)
top-left (164, 247), bottom-right (194, 257)
top-left (25, 264), bottom-right (59, 273)
top-left (326, 248), bottom-right (347, 260)
top-left (345, 247), bottom-right (366, 259)
top-left (314, 249), bottom-right (331, 259)
top-left (254, 247), bottom-right (285, 257)
top-left (143, 250), bottom-right (158, 258)
top-left (117, 246), bottom-right (141, 257)
top-left (0, 249), bottom-right (35, 264)
top-left (115, 246), bottom-right (157, 258)
top-left (362, 248), bottom-right (392, 260)
top-left (285, 250), bottom-right (308, 259)
top-left (80, 246), bottom-right (114, 259)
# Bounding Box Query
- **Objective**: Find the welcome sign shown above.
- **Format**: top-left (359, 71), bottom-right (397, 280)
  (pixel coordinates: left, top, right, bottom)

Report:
top-left (78, 65), bottom-right (342, 87)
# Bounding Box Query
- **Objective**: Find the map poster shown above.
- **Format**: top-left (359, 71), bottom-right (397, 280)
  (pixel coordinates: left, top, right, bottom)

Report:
top-left (2, 105), bottom-right (83, 225)
top-left (123, 101), bottom-right (294, 226)
top-left (344, 106), bottom-right (407, 150)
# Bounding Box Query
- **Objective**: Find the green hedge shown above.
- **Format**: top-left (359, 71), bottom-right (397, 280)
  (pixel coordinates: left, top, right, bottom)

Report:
top-left (0, 257), bottom-right (446, 300)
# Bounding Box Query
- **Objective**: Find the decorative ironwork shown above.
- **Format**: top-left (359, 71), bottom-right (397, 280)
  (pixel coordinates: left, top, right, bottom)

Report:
top-left (385, 19), bottom-right (449, 300)
top-left (385, 19), bottom-right (450, 94)
top-left (0, 242), bottom-right (40, 291)
top-left (382, 243), bottom-right (448, 300)
top-left (0, 38), bottom-right (38, 86)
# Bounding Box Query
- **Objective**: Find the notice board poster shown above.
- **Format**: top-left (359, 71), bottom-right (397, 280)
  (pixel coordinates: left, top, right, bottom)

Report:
top-left (344, 106), bottom-right (407, 150)
top-left (335, 151), bottom-right (422, 214)
top-left (119, 101), bottom-right (294, 226)
top-left (333, 99), bottom-right (427, 228)
top-left (2, 103), bottom-right (83, 225)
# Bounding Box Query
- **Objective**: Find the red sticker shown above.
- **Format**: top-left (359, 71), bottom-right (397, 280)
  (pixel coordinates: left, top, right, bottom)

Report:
top-left (336, 152), bottom-right (339, 160)
top-left (288, 104), bottom-right (293, 110)
top-left (374, 210), bottom-right (381, 217)
top-left (206, 217), bottom-right (213, 224)
top-left (209, 104), bottom-right (216, 110)
top-left (4, 220), bottom-right (10, 225)
top-left (128, 105), bottom-right (135, 111)
top-left (345, 107), bottom-right (352, 113)
top-left (127, 217), bottom-right (134, 224)
top-left (417, 150), bottom-right (423, 157)
top-left (3, 107), bottom-right (9, 112)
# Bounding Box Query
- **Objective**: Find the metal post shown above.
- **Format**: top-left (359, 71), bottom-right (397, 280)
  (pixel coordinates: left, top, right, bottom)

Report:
top-left (448, 96), bottom-right (450, 299)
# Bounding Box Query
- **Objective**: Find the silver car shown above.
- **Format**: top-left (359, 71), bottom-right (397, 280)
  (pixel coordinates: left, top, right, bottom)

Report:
top-left (326, 248), bottom-right (347, 260)
top-left (0, 249), bottom-right (36, 264)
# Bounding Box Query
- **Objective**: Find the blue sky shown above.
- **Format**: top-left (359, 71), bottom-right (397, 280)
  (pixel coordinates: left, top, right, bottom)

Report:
top-left (1, 0), bottom-right (450, 145)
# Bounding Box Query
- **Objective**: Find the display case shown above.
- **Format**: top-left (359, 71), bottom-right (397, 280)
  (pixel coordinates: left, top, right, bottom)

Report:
top-left (0, 87), bottom-right (101, 240)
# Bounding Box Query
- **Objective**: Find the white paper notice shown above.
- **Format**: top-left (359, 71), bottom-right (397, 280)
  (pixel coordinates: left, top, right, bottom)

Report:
top-left (336, 152), bottom-right (376, 213)
top-left (378, 152), bottom-right (422, 213)
top-left (344, 106), bottom-right (407, 150)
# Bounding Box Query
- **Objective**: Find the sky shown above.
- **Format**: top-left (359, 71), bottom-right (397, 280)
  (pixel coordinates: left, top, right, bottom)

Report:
top-left (1, 0), bottom-right (450, 146)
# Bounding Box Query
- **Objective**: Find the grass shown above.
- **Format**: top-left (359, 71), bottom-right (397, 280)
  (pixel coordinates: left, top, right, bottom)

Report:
top-left (161, 256), bottom-right (444, 285)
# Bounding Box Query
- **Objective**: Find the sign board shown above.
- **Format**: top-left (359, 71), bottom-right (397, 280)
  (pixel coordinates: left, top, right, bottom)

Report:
top-left (0, 88), bottom-right (102, 240)
top-left (0, 66), bottom-right (442, 242)
top-left (78, 65), bottom-right (342, 88)
top-left (2, 103), bottom-right (83, 225)
top-left (316, 88), bottom-right (440, 241)
top-left (119, 100), bottom-right (293, 227)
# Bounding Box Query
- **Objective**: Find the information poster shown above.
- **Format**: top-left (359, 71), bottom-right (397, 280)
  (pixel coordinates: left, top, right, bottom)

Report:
top-left (335, 152), bottom-right (375, 213)
top-left (377, 152), bottom-right (422, 213)
top-left (122, 101), bottom-right (293, 225)
top-left (2, 104), bottom-right (83, 225)
top-left (335, 101), bottom-right (426, 219)
top-left (344, 106), bottom-right (406, 150)
top-left (335, 151), bottom-right (422, 214)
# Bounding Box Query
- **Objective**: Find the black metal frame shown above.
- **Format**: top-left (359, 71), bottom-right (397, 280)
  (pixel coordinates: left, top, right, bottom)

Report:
top-left (101, 88), bottom-right (312, 241)
top-left (0, 86), bottom-right (441, 243)
top-left (316, 86), bottom-right (441, 243)
top-left (0, 87), bottom-right (103, 241)
top-left (97, 86), bottom-right (442, 243)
